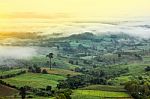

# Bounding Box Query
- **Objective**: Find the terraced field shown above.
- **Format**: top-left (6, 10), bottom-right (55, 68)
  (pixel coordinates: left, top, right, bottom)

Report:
top-left (2, 73), bottom-right (66, 88)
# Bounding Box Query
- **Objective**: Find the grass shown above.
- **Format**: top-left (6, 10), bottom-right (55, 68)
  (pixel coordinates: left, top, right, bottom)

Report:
top-left (108, 59), bottom-right (150, 85)
top-left (71, 90), bottom-right (131, 99)
top-left (118, 55), bottom-right (150, 76)
top-left (53, 58), bottom-right (79, 70)
top-left (126, 64), bottom-right (149, 75)
top-left (143, 56), bottom-right (150, 63)
top-left (108, 76), bottom-right (133, 86)
top-left (42, 68), bottom-right (81, 76)
top-left (81, 85), bottom-right (126, 92)
top-left (29, 55), bottom-right (79, 70)
top-left (0, 84), bottom-right (18, 96)
top-left (0, 69), bottom-right (26, 76)
top-left (3, 73), bottom-right (66, 89)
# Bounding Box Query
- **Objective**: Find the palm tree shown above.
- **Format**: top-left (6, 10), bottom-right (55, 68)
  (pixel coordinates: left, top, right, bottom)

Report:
top-left (46, 53), bottom-right (53, 70)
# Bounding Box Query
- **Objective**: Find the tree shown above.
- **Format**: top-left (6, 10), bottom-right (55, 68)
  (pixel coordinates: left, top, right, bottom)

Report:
top-left (35, 66), bottom-right (41, 73)
top-left (118, 53), bottom-right (121, 57)
top-left (20, 87), bottom-right (26, 99)
top-left (46, 53), bottom-right (53, 70)
top-left (124, 81), bottom-right (150, 99)
top-left (53, 62), bottom-right (57, 66)
top-left (75, 61), bottom-right (78, 65)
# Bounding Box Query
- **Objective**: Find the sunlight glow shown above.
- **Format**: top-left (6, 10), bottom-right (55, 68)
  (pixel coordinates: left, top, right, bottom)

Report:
top-left (0, 0), bottom-right (150, 32)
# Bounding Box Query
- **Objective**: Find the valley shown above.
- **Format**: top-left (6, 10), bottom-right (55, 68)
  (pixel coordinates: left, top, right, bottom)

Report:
top-left (0, 32), bottom-right (150, 99)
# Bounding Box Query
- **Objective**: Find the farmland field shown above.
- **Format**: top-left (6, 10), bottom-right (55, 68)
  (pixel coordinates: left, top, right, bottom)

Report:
top-left (2, 73), bottom-right (66, 88)
top-left (71, 90), bottom-right (131, 99)
top-left (81, 85), bottom-right (126, 92)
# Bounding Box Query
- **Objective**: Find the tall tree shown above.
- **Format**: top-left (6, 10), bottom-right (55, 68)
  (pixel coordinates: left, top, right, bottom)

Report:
top-left (46, 53), bottom-right (53, 70)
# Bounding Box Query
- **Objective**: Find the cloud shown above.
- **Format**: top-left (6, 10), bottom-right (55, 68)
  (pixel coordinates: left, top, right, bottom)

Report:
top-left (42, 17), bottom-right (150, 38)
top-left (0, 46), bottom-right (38, 66)
top-left (0, 46), bottom-right (37, 59)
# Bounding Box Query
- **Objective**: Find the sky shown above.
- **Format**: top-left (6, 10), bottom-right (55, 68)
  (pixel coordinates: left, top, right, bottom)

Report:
top-left (0, 0), bottom-right (150, 32)
top-left (0, 0), bottom-right (150, 18)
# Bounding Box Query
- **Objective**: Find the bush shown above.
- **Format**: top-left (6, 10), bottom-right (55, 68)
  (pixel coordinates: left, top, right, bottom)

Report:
top-left (28, 65), bottom-right (41, 73)
top-left (46, 86), bottom-right (52, 91)
top-left (42, 69), bottom-right (48, 74)
top-left (55, 93), bottom-right (66, 99)
top-left (145, 66), bottom-right (150, 71)
top-left (69, 60), bottom-right (74, 64)
top-left (27, 95), bottom-right (34, 98)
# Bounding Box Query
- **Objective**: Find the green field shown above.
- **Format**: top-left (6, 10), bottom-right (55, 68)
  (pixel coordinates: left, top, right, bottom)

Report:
top-left (71, 90), bottom-right (131, 99)
top-left (72, 85), bottom-right (131, 99)
top-left (0, 69), bottom-right (26, 76)
top-left (81, 85), bottom-right (126, 92)
top-left (108, 76), bottom-right (133, 86)
top-left (2, 73), bottom-right (66, 88)
top-left (42, 68), bottom-right (81, 76)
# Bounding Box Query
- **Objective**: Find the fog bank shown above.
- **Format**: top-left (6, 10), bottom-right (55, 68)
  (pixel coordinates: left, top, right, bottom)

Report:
top-left (42, 17), bottom-right (150, 38)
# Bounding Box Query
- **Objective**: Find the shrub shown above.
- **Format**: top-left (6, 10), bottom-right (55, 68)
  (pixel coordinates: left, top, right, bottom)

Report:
top-left (46, 86), bottom-right (52, 91)
top-left (42, 69), bottom-right (48, 74)
top-left (145, 66), bottom-right (150, 71)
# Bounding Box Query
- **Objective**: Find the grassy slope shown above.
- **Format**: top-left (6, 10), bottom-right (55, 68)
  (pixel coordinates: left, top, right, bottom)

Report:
top-left (0, 69), bottom-right (26, 76)
top-left (109, 56), bottom-right (150, 85)
top-left (53, 58), bottom-right (79, 69)
top-left (3, 73), bottom-right (66, 89)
